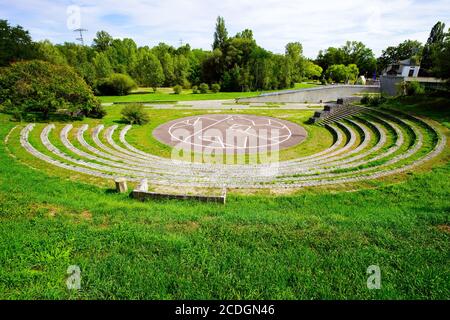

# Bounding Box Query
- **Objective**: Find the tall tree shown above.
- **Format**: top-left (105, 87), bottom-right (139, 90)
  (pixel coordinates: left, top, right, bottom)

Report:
top-left (134, 51), bottom-right (164, 90)
top-left (285, 42), bottom-right (305, 83)
top-left (317, 41), bottom-right (375, 77)
top-left (93, 31), bottom-right (113, 52)
top-left (92, 52), bottom-right (113, 78)
top-left (213, 16), bottom-right (228, 51)
top-left (420, 22), bottom-right (446, 76)
top-left (342, 41), bottom-right (377, 76)
top-left (432, 28), bottom-right (450, 80)
top-left (0, 20), bottom-right (36, 66)
top-left (316, 47), bottom-right (346, 74)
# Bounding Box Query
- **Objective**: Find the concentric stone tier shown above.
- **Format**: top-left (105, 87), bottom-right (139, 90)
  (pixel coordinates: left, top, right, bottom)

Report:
top-left (16, 108), bottom-right (446, 189)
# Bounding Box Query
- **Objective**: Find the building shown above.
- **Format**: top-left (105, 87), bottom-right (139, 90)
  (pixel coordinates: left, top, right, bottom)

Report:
top-left (380, 59), bottom-right (445, 96)
top-left (383, 59), bottom-right (421, 78)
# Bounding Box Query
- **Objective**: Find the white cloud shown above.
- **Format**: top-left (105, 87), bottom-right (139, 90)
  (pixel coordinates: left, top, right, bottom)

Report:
top-left (1, 0), bottom-right (449, 57)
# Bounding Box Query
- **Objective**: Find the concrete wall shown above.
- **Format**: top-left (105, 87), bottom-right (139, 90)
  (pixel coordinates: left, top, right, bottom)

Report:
top-left (380, 76), bottom-right (403, 96)
top-left (132, 190), bottom-right (227, 204)
top-left (380, 75), bottom-right (446, 96)
top-left (237, 85), bottom-right (380, 103)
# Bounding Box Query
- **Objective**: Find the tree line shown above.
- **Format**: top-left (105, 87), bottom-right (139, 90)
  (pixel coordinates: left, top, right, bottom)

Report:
top-left (1, 16), bottom-right (449, 122)
top-left (1, 17), bottom-right (449, 95)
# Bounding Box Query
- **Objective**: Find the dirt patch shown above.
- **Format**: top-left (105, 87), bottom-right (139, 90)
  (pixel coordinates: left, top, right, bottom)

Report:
top-left (80, 210), bottom-right (93, 220)
top-left (166, 221), bottom-right (200, 233)
top-left (436, 225), bottom-right (450, 234)
top-left (31, 203), bottom-right (63, 218)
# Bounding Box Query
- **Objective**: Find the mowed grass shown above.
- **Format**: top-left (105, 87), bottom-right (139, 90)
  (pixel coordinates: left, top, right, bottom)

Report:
top-left (99, 83), bottom-right (319, 103)
top-left (0, 97), bottom-right (449, 300)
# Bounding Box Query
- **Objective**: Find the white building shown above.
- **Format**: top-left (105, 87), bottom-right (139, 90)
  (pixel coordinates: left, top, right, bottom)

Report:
top-left (383, 59), bottom-right (421, 78)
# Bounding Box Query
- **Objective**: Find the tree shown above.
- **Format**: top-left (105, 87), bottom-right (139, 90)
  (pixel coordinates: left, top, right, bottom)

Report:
top-left (93, 30), bottom-right (113, 52)
top-left (316, 41), bottom-right (375, 77)
top-left (173, 54), bottom-right (190, 87)
top-left (285, 42), bottom-right (305, 83)
top-left (346, 64), bottom-right (359, 82)
top-left (35, 40), bottom-right (66, 65)
top-left (432, 28), bottom-right (450, 80)
top-left (420, 22), bottom-right (446, 76)
top-left (0, 20), bottom-right (36, 66)
top-left (317, 47), bottom-right (346, 73)
top-left (93, 52), bottom-right (113, 79)
top-left (55, 42), bottom-right (96, 85)
top-left (304, 60), bottom-right (323, 79)
top-left (342, 41), bottom-right (376, 76)
top-left (213, 16), bottom-right (228, 50)
top-left (236, 29), bottom-right (253, 40)
top-left (0, 60), bottom-right (102, 119)
top-left (106, 38), bottom-right (138, 74)
top-left (326, 64), bottom-right (348, 83)
top-left (134, 51), bottom-right (164, 90)
top-left (326, 64), bottom-right (359, 83)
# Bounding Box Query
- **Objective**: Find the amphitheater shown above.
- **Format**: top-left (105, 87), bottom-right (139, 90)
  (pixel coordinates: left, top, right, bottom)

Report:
top-left (9, 105), bottom-right (446, 191)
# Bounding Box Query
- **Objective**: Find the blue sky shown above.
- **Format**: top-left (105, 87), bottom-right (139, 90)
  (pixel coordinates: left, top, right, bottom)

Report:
top-left (1, 0), bottom-right (449, 58)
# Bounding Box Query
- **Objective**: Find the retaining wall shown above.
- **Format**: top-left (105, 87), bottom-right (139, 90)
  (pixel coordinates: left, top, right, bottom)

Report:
top-left (237, 85), bottom-right (380, 103)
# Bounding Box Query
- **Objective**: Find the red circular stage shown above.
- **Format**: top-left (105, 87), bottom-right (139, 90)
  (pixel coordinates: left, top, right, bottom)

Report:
top-left (153, 114), bottom-right (307, 154)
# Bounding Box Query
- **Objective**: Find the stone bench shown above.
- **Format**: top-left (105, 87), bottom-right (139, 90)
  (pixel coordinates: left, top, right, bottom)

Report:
top-left (131, 179), bottom-right (227, 204)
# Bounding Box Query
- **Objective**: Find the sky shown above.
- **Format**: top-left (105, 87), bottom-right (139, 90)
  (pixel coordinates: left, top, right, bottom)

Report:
top-left (1, 0), bottom-right (449, 58)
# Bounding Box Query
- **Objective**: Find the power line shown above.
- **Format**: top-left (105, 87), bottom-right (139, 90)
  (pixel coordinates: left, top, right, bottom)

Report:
top-left (74, 28), bottom-right (88, 46)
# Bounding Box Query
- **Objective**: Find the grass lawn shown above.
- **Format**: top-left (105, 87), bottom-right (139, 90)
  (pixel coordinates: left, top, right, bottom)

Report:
top-left (0, 96), bottom-right (448, 299)
top-left (99, 83), bottom-right (319, 104)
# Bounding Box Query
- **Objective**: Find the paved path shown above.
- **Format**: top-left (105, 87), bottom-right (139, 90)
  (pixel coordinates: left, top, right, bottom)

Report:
top-left (102, 99), bottom-right (325, 110)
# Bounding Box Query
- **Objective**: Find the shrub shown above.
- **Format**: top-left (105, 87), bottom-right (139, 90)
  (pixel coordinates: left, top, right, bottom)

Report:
top-left (368, 95), bottom-right (387, 107)
top-left (361, 95), bottom-right (370, 105)
top-left (192, 86), bottom-right (199, 94)
top-left (173, 85), bottom-right (183, 94)
top-left (121, 104), bottom-right (149, 125)
top-left (211, 83), bottom-right (221, 93)
top-left (199, 83), bottom-right (209, 94)
top-left (87, 104), bottom-right (107, 119)
top-left (397, 81), bottom-right (426, 96)
top-left (360, 94), bottom-right (386, 107)
top-left (95, 73), bottom-right (137, 96)
top-left (406, 81), bottom-right (425, 96)
top-left (0, 60), bottom-right (102, 119)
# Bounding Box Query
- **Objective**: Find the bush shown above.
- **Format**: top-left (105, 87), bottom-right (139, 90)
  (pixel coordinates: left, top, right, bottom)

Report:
top-left (0, 60), bottom-right (102, 119)
top-left (211, 83), bottom-right (221, 93)
top-left (406, 81), bottom-right (425, 96)
top-left (87, 104), bottom-right (107, 119)
top-left (95, 73), bottom-right (137, 96)
top-left (360, 94), bottom-right (386, 107)
top-left (173, 85), bottom-right (182, 94)
top-left (361, 95), bottom-right (370, 105)
top-left (199, 83), bottom-right (209, 94)
top-left (397, 81), bottom-right (426, 96)
top-left (192, 86), bottom-right (199, 94)
top-left (121, 104), bottom-right (149, 125)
